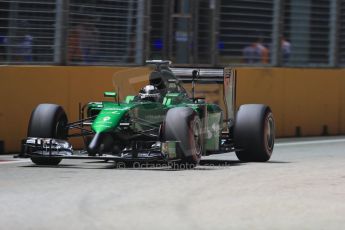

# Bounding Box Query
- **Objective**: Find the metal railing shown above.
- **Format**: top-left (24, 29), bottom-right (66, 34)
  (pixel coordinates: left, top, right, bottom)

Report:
top-left (218, 0), bottom-right (275, 65)
top-left (67, 0), bottom-right (143, 65)
top-left (0, 0), bottom-right (57, 64)
top-left (0, 0), bottom-right (145, 65)
top-left (0, 0), bottom-right (344, 67)
top-left (338, 0), bottom-right (345, 65)
top-left (282, 0), bottom-right (332, 66)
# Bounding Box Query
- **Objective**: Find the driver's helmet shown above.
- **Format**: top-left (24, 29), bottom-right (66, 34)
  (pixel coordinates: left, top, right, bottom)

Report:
top-left (138, 85), bottom-right (161, 102)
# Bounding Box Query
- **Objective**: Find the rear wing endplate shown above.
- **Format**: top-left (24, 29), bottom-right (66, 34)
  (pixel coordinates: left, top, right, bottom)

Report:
top-left (170, 67), bottom-right (237, 122)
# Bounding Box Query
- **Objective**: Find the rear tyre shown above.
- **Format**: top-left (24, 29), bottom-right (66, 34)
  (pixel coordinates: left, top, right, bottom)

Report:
top-left (234, 104), bottom-right (275, 162)
top-left (164, 107), bottom-right (202, 169)
top-left (27, 104), bottom-right (68, 165)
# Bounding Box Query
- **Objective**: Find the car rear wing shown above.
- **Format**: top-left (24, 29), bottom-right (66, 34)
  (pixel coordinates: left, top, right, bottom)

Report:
top-left (170, 68), bottom-right (225, 83)
top-left (170, 67), bottom-right (237, 122)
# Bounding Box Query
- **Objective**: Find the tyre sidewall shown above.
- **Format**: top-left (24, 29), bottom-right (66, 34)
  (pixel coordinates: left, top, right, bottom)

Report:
top-left (28, 104), bottom-right (68, 165)
top-left (28, 104), bottom-right (68, 139)
top-left (234, 104), bottom-right (274, 162)
top-left (164, 107), bottom-right (202, 165)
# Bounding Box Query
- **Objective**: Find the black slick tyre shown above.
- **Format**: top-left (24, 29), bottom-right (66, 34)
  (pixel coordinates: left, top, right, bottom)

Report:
top-left (164, 107), bottom-right (202, 169)
top-left (234, 104), bottom-right (275, 162)
top-left (27, 104), bottom-right (68, 165)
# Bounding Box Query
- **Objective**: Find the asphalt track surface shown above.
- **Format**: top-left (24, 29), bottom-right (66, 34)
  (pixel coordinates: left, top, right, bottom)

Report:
top-left (1, 136), bottom-right (345, 230)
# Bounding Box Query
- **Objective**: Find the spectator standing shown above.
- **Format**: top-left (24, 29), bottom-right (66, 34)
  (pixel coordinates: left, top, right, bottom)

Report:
top-left (17, 34), bottom-right (33, 62)
top-left (0, 34), bottom-right (7, 61)
top-left (12, 21), bottom-right (33, 62)
top-left (281, 35), bottom-right (291, 64)
top-left (68, 24), bottom-right (82, 62)
top-left (68, 12), bottom-right (99, 64)
top-left (242, 35), bottom-right (269, 64)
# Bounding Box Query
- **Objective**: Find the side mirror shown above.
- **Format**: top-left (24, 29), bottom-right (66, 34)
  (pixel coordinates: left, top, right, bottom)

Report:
top-left (191, 70), bottom-right (199, 101)
top-left (104, 92), bottom-right (117, 98)
top-left (192, 70), bottom-right (199, 79)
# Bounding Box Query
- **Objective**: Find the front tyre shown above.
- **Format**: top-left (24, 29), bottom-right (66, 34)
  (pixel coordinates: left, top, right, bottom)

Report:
top-left (234, 104), bottom-right (275, 162)
top-left (164, 107), bottom-right (202, 168)
top-left (27, 104), bottom-right (68, 165)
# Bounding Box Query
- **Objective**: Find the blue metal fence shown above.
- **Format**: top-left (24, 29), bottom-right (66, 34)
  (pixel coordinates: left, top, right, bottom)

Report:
top-left (0, 0), bottom-right (343, 67)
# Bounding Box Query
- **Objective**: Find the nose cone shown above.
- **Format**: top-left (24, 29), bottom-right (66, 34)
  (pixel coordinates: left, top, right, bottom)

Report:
top-left (87, 132), bottom-right (104, 156)
top-left (91, 105), bottom-right (132, 133)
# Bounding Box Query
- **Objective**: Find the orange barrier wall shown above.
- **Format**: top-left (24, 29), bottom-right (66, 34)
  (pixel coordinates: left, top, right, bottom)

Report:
top-left (236, 68), bottom-right (345, 137)
top-left (0, 66), bottom-right (345, 152)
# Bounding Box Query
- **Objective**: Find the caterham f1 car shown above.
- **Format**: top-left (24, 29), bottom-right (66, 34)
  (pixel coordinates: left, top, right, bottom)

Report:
top-left (22, 60), bottom-right (275, 168)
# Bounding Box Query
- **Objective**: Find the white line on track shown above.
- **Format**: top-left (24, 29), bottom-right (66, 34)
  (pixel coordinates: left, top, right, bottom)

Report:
top-left (275, 138), bottom-right (345, 147)
top-left (0, 159), bottom-right (31, 165)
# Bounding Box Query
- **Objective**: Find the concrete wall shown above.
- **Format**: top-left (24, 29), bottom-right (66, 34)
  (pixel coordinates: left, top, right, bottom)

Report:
top-left (0, 66), bottom-right (344, 152)
top-left (237, 68), bottom-right (345, 137)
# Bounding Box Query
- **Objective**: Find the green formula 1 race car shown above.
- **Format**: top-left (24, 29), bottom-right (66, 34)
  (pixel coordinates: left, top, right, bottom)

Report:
top-left (23, 60), bottom-right (275, 168)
